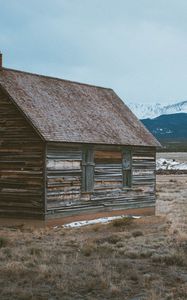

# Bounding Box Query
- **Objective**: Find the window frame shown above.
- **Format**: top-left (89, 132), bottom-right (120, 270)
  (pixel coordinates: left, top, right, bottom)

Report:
top-left (81, 146), bottom-right (95, 193)
top-left (122, 148), bottom-right (132, 188)
top-left (81, 146), bottom-right (132, 193)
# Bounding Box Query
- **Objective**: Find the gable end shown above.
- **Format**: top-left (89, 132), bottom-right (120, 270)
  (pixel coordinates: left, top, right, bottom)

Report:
top-left (0, 83), bottom-right (44, 141)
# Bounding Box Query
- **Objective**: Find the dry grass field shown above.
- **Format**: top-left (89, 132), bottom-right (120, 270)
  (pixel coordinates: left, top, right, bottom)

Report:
top-left (0, 163), bottom-right (187, 299)
top-left (0, 209), bottom-right (187, 299)
top-left (156, 174), bottom-right (187, 234)
top-left (156, 151), bottom-right (187, 233)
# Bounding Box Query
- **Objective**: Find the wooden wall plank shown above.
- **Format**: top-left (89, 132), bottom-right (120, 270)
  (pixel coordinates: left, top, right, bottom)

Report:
top-left (46, 144), bottom-right (82, 210)
top-left (46, 143), bottom-right (156, 217)
top-left (0, 89), bottom-right (45, 218)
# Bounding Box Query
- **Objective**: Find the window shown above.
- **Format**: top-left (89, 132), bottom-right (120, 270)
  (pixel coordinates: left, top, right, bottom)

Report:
top-left (122, 149), bottom-right (132, 188)
top-left (81, 147), bottom-right (94, 192)
top-left (94, 150), bottom-right (122, 190)
top-left (81, 147), bottom-right (132, 192)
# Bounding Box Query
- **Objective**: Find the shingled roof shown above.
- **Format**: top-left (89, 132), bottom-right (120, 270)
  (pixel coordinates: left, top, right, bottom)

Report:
top-left (0, 68), bottom-right (160, 147)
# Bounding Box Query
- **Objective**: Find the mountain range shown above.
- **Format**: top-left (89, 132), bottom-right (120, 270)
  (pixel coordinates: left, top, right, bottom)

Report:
top-left (128, 100), bottom-right (187, 119)
top-left (128, 100), bottom-right (187, 150)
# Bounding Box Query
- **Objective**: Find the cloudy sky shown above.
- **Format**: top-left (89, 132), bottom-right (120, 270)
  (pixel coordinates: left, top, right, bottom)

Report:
top-left (0, 0), bottom-right (187, 105)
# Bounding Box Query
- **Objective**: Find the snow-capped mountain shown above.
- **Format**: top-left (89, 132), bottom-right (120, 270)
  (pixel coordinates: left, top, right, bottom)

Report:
top-left (128, 100), bottom-right (187, 119)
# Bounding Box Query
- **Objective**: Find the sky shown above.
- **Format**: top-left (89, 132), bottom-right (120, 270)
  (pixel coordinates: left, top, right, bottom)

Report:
top-left (0, 0), bottom-right (187, 105)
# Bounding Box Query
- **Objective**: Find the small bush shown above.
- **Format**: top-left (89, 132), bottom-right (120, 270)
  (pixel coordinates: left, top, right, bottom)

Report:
top-left (109, 283), bottom-right (120, 296)
top-left (0, 236), bottom-right (8, 248)
top-left (3, 261), bottom-right (28, 275)
top-left (92, 224), bottom-right (101, 232)
top-left (29, 247), bottom-right (42, 256)
top-left (111, 217), bottom-right (133, 228)
top-left (125, 251), bottom-right (140, 259)
top-left (116, 241), bottom-right (125, 248)
top-left (152, 252), bottom-right (186, 266)
top-left (97, 243), bottom-right (115, 254)
top-left (81, 242), bottom-right (97, 257)
top-left (140, 250), bottom-right (153, 258)
top-left (128, 270), bottom-right (139, 282)
top-left (164, 253), bottom-right (186, 266)
top-left (107, 234), bottom-right (122, 244)
top-left (132, 230), bottom-right (144, 237)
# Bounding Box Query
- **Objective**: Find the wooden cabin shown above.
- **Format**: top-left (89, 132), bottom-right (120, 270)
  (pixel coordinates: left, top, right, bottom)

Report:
top-left (0, 57), bottom-right (161, 220)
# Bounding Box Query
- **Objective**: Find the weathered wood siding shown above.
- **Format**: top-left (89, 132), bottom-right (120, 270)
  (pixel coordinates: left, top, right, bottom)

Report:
top-left (91, 147), bottom-right (155, 210)
top-left (46, 144), bottom-right (82, 212)
top-left (0, 89), bottom-right (45, 218)
top-left (46, 143), bottom-right (156, 217)
top-left (93, 150), bottom-right (123, 198)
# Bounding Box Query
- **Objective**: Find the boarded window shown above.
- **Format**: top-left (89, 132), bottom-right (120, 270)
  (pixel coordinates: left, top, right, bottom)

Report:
top-left (81, 147), bottom-right (94, 192)
top-left (94, 150), bottom-right (122, 163)
top-left (94, 150), bottom-right (122, 190)
top-left (122, 149), bottom-right (132, 188)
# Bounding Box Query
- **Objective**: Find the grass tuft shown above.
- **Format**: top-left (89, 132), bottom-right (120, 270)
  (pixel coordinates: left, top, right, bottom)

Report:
top-left (152, 251), bottom-right (186, 266)
top-left (132, 230), bottom-right (144, 237)
top-left (0, 237), bottom-right (8, 248)
top-left (81, 242), bottom-right (97, 256)
top-left (111, 216), bottom-right (133, 228)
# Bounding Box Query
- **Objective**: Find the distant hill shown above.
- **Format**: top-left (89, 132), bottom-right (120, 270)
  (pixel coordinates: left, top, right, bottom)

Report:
top-left (141, 113), bottom-right (187, 139)
top-left (128, 100), bottom-right (187, 151)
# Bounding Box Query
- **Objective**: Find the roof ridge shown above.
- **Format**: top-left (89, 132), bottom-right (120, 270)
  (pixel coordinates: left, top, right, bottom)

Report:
top-left (2, 67), bottom-right (113, 91)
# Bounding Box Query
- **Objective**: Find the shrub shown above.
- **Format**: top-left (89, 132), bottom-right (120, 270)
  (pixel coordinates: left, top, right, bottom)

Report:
top-left (132, 230), bottom-right (144, 237)
top-left (111, 217), bottom-right (133, 228)
top-left (81, 242), bottom-right (97, 257)
top-left (128, 270), bottom-right (139, 282)
top-left (29, 247), bottom-right (42, 256)
top-left (0, 236), bottom-right (8, 248)
top-left (152, 252), bottom-right (186, 266)
top-left (106, 234), bottom-right (121, 244)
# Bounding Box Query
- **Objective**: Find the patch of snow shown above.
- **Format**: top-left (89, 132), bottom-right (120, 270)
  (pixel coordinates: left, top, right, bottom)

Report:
top-left (62, 215), bottom-right (141, 228)
top-left (156, 158), bottom-right (187, 170)
top-left (153, 128), bottom-right (173, 135)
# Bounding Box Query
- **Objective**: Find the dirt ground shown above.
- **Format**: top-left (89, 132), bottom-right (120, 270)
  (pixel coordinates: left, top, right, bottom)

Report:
top-left (0, 173), bottom-right (187, 299)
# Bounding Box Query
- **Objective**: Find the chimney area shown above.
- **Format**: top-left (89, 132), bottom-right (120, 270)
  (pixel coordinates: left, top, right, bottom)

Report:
top-left (0, 52), bottom-right (2, 68)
